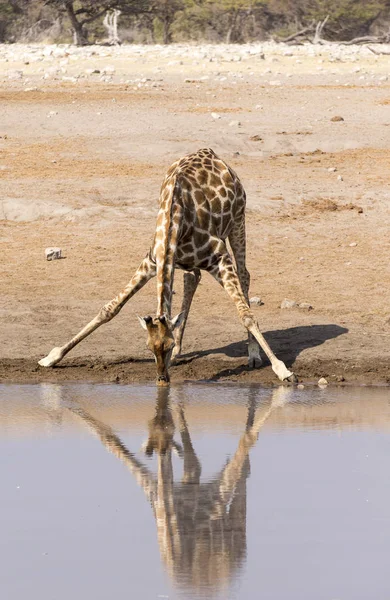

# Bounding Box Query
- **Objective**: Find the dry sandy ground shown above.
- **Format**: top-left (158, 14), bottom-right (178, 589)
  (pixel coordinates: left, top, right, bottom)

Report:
top-left (0, 43), bottom-right (389, 386)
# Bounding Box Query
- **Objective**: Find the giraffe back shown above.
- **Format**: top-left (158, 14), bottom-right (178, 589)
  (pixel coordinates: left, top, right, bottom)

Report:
top-left (153, 148), bottom-right (246, 271)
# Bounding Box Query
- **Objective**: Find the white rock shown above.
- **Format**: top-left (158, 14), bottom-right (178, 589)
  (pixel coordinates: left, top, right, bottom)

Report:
top-left (229, 120), bottom-right (241, 127)
top-left (249, 296), bottom-right (264, 306)
top-left (211, 112), bottom-right (221, 120)
top-left (280, 298), bottom-right (297, 309)
top-left (103, 66), bottom-right (116, 75)
top-left (328, 167), bottom-right (337, 172)
top-left (45, 247), bottom-right (62, 261)
top-left (349, 242), bottom-right (357, 247)
top-left (318, 377), bottom-right (328, 386)
top-left (298, 302), bottom-right (313, 311)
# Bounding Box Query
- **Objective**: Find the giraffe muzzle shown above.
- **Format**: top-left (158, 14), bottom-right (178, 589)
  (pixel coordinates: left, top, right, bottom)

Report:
top-left (157, 374), bottom-right (170, 386)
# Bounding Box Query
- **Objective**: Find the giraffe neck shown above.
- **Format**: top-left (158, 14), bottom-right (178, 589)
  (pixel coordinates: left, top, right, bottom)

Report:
top-left (155, 175), bottom-right (182, 317)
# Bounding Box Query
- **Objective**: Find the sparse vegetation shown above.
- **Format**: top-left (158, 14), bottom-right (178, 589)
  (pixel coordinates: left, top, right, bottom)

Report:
top-left (0, 0), bottom-right (389, 43)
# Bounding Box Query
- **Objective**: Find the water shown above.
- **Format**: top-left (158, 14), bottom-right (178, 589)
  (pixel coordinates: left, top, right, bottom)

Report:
top-left (1, 383), bottom-right (390, 600)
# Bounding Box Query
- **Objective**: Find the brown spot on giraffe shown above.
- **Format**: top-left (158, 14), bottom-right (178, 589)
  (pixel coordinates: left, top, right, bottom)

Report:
top-left (39, 148), bottom-right (297, 385)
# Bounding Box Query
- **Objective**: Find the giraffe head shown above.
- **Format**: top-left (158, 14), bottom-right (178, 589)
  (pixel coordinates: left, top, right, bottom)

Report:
top-left (138, 313), bottom-right (184, 386)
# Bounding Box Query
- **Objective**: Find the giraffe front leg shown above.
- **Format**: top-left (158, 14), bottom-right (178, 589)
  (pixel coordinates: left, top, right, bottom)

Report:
top-left (39, 253), bottom-right (156, 367)
top-left (207, 255), bottom-right (297, 383)
top-left (172, 269), bottom-right (201, 361)
top-left (228, 220), bottom-right (261, 370)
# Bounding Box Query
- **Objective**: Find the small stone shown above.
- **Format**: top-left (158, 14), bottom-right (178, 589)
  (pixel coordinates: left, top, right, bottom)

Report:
top-left (337, 175), bottom-right (343, 181)
top-left (249, 134), bottom-right (263, 142)
top-left (336, 375), bottom-right (345, 382)
top-left (249, 296), bottom-right (264, 306)
top-left (229, 120), bottom-right (241, 127)
top-left (331, 115), bottom-right (344, 122)
top-left (103, 66), bottom-right (115, 75)
top-left (47, 111), bottom-right (58, 118)
top-left (328, 167), bottom-right (337, 172)
top-left (297, 384), bottom-right (305, 389)
top-left (318, 377), bottom-right (328, 386)
top-left (45, 247), bottom-right (62, 261)
top-left (211, 112), bottom-right (221, 120)
top-left (349, 242), bottom-right (357, 247)
top-left (280, 298), bottom-right (297, 309)
top-left (298, 302), bottom-right (313, 311)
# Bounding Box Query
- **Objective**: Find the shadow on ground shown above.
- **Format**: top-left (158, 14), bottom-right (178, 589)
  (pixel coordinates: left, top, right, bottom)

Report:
top-left (175, 324), bottom-right (349, 380)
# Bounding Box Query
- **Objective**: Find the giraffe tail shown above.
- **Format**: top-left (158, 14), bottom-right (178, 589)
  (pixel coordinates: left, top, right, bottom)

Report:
top-left (156, 175), bottom-right (183, 317)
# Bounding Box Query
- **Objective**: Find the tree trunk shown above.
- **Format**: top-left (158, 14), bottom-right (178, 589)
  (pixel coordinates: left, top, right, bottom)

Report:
top-left (226, 11), bottom-right (238, 44)
top-left (64, 0), bottom-right (88, 45)
top-left (162, 16), bottom-right (172, 44)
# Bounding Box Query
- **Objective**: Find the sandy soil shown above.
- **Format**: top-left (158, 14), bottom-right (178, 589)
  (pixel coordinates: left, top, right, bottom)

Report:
top-left (0, 43), bottom-right (389, 385)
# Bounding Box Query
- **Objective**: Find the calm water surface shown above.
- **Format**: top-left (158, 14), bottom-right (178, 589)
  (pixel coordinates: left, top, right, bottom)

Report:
top-left (1, 383), bottom-right (390, 600)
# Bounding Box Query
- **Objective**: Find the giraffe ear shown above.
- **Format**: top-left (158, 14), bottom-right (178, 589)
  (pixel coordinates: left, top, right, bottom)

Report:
top-left (171, 312), bottom-right (185, 330)
top-left (137, 315), bottom-right (152, 330)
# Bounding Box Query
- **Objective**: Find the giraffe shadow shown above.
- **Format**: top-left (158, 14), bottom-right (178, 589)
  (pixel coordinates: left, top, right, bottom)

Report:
top-left (175, 323), bottom-right (348, 377)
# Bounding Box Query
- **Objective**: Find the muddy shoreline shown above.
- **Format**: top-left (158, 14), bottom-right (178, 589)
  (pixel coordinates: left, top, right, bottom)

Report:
top-left (1, 355), bottom-right (388, 386)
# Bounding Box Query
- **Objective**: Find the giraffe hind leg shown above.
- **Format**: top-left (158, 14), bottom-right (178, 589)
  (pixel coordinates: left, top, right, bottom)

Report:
top-left (172, 268), bottom-right (201, 361)
top-left (39, 253), bottom-right (156, 367)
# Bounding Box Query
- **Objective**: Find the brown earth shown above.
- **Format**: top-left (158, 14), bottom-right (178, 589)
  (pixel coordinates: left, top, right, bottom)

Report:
top-left (0, 45), bottom-right (389, 386)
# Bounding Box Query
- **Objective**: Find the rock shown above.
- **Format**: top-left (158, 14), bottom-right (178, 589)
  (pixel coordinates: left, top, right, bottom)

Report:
top-left (298, 302), bottom-right (313, 311)
top-left (328, 167), bottom-right (337, 172)
top-left (249, 134), bottom-right (263, 142)
top-left (337, 175), bottom-right (343, 181)
top-left (331, 115), bottom-right (344, 122)
top-left (349, 242), bottom-right (357, 247)
top-left (250, 296), bottom-right (264, 306)
top-left (229, 120), bottom-right (241, 127)
top-left (297, 383), bottom-right (305, 389)
top-left (211, 112), bottom-right (221, 120)
top-left (102, 66), bottom-right (115, 75)
top-left (318, 377), bottom-right (328, 386)
top-left (45, 247), bottom-right (62, 261)
top-left (280, 298), bottom-right (297, 309)
top-left (336, 375), bottom-right (345, 382)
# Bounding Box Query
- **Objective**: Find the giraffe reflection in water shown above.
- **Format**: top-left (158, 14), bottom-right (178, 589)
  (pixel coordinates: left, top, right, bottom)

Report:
top-left (68, 386), bottom-right (290, 595)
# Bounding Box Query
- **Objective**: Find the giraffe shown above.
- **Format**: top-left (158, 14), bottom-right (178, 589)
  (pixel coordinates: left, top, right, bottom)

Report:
top-left (39, 148), bottom-right (296, 385)
top-left (66, 385), bottom-right (290, 595)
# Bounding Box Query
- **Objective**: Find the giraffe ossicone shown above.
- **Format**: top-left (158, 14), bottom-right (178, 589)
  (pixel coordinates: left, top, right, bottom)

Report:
top-left (39, 148), bottom-right (297, 384)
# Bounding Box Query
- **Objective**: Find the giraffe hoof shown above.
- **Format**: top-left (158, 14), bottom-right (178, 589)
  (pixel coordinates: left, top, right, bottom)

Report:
top-left (285, 373), bottom-right (298, 384)
top-left (38, 347), bottom-right (63, 368)
top-left (248, 356), bottom-right (262, 369)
